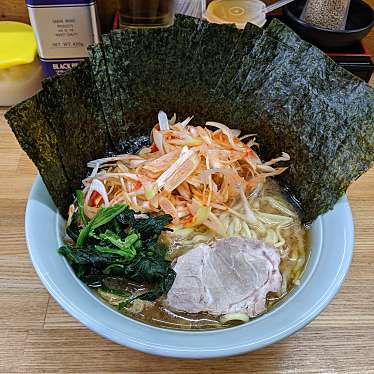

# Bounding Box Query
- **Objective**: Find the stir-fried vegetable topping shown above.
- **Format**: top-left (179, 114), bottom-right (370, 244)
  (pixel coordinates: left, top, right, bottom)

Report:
top-left (81, 112), bottom-right (290, 237)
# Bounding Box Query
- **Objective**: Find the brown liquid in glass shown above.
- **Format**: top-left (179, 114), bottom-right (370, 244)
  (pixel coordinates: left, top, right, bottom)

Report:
top-left (118, 0), bottom-right (175, 28)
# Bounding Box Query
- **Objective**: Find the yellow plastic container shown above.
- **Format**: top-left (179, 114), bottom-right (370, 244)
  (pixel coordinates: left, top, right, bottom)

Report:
top-left (0, 21), bottom-right (43, 106)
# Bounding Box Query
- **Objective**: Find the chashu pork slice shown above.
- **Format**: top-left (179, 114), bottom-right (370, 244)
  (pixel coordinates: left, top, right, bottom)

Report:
top-left (165, 237), bottom-right (282, 317)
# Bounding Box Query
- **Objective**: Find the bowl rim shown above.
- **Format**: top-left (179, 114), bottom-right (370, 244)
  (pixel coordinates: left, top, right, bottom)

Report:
top-left (284, 0), bottom-right (374, 34)
top-left (25, 175), bottom-right (355, 358)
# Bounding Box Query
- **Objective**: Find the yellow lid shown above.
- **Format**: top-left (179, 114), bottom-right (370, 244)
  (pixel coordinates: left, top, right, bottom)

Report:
top-left (206, 0), bottom-right (266, 28)
top-left (0, 21), bottom-right (37, 69)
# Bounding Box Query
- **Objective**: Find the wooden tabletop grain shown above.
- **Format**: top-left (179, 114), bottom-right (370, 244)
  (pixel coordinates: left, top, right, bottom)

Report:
top-left (1, 30), bottom-right (374, 374)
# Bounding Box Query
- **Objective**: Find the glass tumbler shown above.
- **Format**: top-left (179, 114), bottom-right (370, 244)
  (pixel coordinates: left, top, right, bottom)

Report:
top-left (117, 0), bottom-right (175, 28)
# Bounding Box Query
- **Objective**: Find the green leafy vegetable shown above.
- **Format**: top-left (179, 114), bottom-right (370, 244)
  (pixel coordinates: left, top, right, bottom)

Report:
top-left (95, 245), bottom-right (135, 258)
top-left (103, 263), bottom-right (125, 275)
top-left (76, 190), bottom-right (88, 226)
top-left (99, 230), bottom-right (138, 250)
top-left (59, 202), bottom-right (175, 307)
top-left (118, 267), bottom-right (175, 309)
top-left (66, 212), bottom-right (80, 242)
top-left (59, 244), bottom-right (128, 268)
top-left (97, 286), bottom-right (131, 306)
top-left (116, 211), bottom-right (172, 248)
top-left (77, 204), bottom-right (128, 247)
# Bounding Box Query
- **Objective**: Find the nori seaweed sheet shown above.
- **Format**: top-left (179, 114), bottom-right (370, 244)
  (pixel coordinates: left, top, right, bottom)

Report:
top-left (174, 12), bottom-right (202, 28)
top-left (109, 29), bottom-right (131, 131)
top-left (5, 91), bottom-right (72, 216)
top-left (109, 28), bottom-right (141, 140)
top-left (259, 20), bottom-right (374, 221)
top-left (116, 28), bottom-right (156, 135)
top-left (228, 24), bottom-right (374, 221)
top-left (101, 34), bottom-right (127, 135)
top-left (6, 19), bottom-right (374, 223)
top-left (214, 22), bottom-right (263, 95)
top-left (114, 135), bottom-right (152, 155)
top-left (141, 15), bottom-right (203, 117)
top-left (119, 25), bottom-right (177, 130)
top-left (209, 32), bottom-right (295, 127)
top-left (87, 42), bottom-right (124, 148)
top-left (207, 22), bottom-right (264, 123)
top-left (266, 18), bottom-right (305, 51)
top-left (165, 16), bottom-right (210, 120)
top-left (42, 60), bottom-right (112, 189)
top-left (180, 22), bottom-right (241, 121)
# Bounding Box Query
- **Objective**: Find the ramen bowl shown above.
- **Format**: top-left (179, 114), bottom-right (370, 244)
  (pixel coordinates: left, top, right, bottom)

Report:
top-left (26, 175), bottom-right (354, 358)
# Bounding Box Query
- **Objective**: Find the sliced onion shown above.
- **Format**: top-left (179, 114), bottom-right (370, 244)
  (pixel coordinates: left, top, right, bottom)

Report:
top-left (239, 133), bottom-right (256, 141)
top-left (153, 129), bottom-right (165, 155)
top-left (142, 149), bottom-right (180, 173)
top-left (200, 168), bottom-right (236, 183)
top-left (84, 179), bottom-right (110, 207)
top-left (128, 187), bottom-right (144, 197)
top-left (158, 111), bottom-right (170, 131)
top-left (256, 164), bottom-right (277, 173)
top-left (176, 182), bottom-right (191, 200)
top-left (163, 152), bottom-right (200, 192)
top-left (156, 146), bottom-right (193, 189)
top-left (230, 129), bottom-right (241, 137)
top-left (87, 154), bottom-right (143, 168)
top-left (159, 195), bottom-right (178, 219)
top-left (264, 197), bottom-right (296, 217)
top-left (169, 113), bottom-right (177, 126)
top-left (143, 182), bottom-right (156, 200)
top-left (168, 136), bottom-right (203, 146)
top-left (84, 172), bottom-right (141, 182)
top-left (188, 206), bottom-right (211, 227)
top-left (264, 152), bottom-right (290, 166)
top-left (220, 313), bottom-right (249, 324)
top-left (256, 212), bottom-right (293, 226)
top-left (180, 116), bottom-right (193, 127)
top-left (206, 121), bottom-right (243, 150)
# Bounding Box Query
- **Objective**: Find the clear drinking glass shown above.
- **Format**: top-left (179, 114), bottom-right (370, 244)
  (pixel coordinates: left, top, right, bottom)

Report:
top-left (117, 0), bottom-right (175, 28)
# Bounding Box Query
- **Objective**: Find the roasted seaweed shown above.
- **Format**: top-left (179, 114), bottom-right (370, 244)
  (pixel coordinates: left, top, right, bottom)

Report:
top-left (5, 91), bottom-right (72, 215)
top-left (178, 21), bottom-right (241, 121)
top-left (42, 60), bottom-right (111, 189)
top-left (87, 43), bottom-right (124, 148)
top-left (164, 16), bottom-right (210, 119)
top-left (5, 16), bottom-right (374, 222)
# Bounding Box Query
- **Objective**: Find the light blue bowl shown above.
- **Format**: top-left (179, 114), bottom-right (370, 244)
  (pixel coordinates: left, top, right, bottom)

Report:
top-left (25, 176), bottom-right (354, 358)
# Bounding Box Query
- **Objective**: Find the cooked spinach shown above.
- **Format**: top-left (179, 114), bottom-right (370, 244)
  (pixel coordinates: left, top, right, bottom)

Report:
top-left (75, 190), bottom-right (88, 226)
top-left (118, 268), bottom-right (175, 309)
top-left (59, 202), bottom-right (175, 307)
top-left (76, 204), bottom-right (128, 246)
top-left (66, 212), bottom-right (80, 242)
top-left (116, 210), bottom-right (173, 248)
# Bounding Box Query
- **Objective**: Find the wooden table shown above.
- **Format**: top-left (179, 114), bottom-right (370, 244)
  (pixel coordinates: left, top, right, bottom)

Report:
top-left (1, 39), bottom-right (374, 374)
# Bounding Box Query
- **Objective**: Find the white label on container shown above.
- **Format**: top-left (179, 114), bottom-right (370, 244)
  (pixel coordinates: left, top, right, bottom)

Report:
top-left (28, 3), bottom-right (100, 59)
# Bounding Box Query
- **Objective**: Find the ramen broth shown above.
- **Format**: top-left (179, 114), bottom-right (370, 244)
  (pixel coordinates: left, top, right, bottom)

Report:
top-left (95, 179), bottom-right (309, 330)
